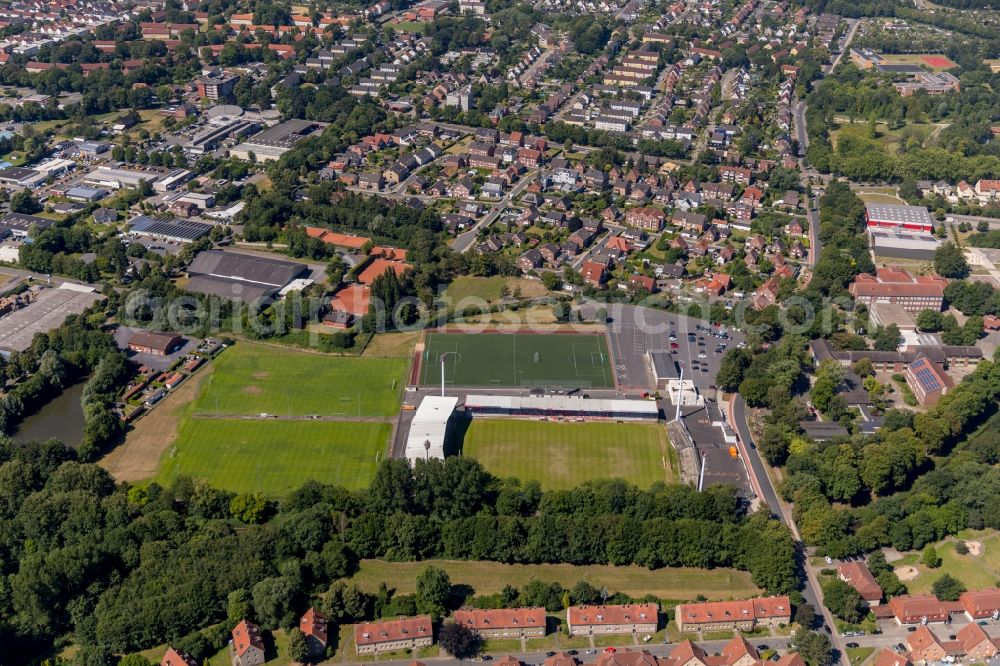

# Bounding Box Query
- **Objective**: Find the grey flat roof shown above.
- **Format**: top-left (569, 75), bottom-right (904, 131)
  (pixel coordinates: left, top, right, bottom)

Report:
top-left (649, 350), bottom-right (679, 380)
top-left (0, 287), bottom-right (103, 353)
top-left (866, 203), bottom-right (933, 226)
top-left (129, 216), bottom-right (212, 242)
top-left (185, 250), bottom-right (309, 301)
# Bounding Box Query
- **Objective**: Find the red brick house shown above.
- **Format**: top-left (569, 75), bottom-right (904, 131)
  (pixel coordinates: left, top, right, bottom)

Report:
top-left (581, 262), bottom-right (606, 288)
top-left (300, 607), bottom-right (329, 658)
top-left (837, 561), bottom-right (882, 605)
top-left (453, 607), bottom-right (547, 639)
top-left (232, 620), bottom-right (266, 666)
top-left (625, 207), bottom-right (666, 231)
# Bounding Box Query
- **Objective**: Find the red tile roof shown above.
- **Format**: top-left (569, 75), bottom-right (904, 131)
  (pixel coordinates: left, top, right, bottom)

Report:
top-left (161, 647), bottom-right (198, 666)
top-left (304, 227), bottom-right (369, 249)
top-left (543, 652), bottom-right (580, 666)
top-left (873, 647), bottom-right (911, 666)
top-left (567, 603), bottom-right (658, 627)
top-left (330, 284), bottom-right (371, 316)
top-left (358, 258), bottom-right (412, 285)
top-left (889, 595), bottom-right (948, 623)
top-left (594, 650), bottom-right (659, 666)
top-left (837, 561), bottom-right (883, 602)
top-left (370, 246), bottom-right (408, 261)
top-left (907, 625), bottom-right (944, 658)
top-left (721, 636), bottom-right (758, 664)
top-left (301, 607), bottom-right (329, 644)
top-left (956, 620), bottom-right (997, 653)
top-left (354, 616), bottom-right (433, 647)
top-left (676, 596), bottom-right (791, 625)
top-left (232, 620), bottom-right (265, 657)
top-left (960, 589), bottom-right (1000, 619)
top-left (454, 607), bottom-right (546, 631)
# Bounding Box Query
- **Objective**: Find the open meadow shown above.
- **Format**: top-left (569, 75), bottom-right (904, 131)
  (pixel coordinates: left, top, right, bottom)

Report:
top-left (461, 419), bottom-right (675, 490)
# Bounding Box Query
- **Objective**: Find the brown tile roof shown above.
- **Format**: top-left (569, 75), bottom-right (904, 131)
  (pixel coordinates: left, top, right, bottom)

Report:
top-left (454, 607), bottom-right (546, 631)
top-left (232, 620), bottom-right (265, 657)
top-left (354, 615), bottom-right (433, 647)
top-left (837, 561), bottom-right (883, 602)
top-left (567, 603), bottom-right (658, 627)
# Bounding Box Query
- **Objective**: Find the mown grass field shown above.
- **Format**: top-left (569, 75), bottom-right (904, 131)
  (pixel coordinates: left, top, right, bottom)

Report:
top-left (461, 419), bottom-right (675, 490)
top-left (155, 419), bottom-right (391, 494)
top-left (892, 530), bottom-right (1000, 594)
top-left (446, 276), bottom-right (548, 305)
top-left (194, 342), bottom-right (406, 417)
top-left (350, 559), bottom-right (760, 600)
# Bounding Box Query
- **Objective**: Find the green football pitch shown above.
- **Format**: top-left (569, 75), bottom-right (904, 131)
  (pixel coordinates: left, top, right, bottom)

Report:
top-left (155, 419), bottom-right (391, 495)
top-left (194, 342), bottom-right (406, 418)
top-left (419, 332), bottom-right (615, 388)
top-left (462, 419), bottom-right (674, 490)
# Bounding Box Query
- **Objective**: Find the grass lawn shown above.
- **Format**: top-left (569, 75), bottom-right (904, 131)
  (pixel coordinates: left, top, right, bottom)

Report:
top-left (136, 627), bottom-right (290, 665)
top-left (831, 121), bottom-right (936, 154)
top-left (859, 192), bottom-right (907, 205)
top-left (350, 559), bottom-right (760, 600)
top-left (446, 276), bottom-right (550, 305)
top-left (461, 419), bottom-right (674, 490)
top-left (847, 647), bottom-right (875, 666)
top-left (194, 342), bottom-right (405, 417)
top-left (155, 419), bottom-right (390, 494)
top-left (892, 530), bottom-right (1000, 594)
top-left (363, 330), bottom-right (422, 358)
top-left (393, 20), bottom-right (428, 32)
top-left (419, 332), bottom-right (614, 388)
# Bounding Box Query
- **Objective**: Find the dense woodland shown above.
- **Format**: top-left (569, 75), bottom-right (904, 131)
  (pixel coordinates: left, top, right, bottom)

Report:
top-left (0, 451), bottom-right (799, 664)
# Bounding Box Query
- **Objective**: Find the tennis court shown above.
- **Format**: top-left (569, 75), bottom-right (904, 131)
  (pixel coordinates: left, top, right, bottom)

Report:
top-left (419, 331), bottom-right (615, 388)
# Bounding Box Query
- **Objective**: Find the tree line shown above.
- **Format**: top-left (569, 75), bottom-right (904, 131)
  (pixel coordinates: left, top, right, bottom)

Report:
top-left (0, 451), bottom-right (801, 664)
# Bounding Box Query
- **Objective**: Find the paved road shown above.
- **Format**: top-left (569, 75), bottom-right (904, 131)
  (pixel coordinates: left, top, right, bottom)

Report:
top-left (948, 213), bottom-right (1000, 230)
top-left (731, 396), bottom-right (847, 666)
top-left (451, 174), bottom-right (536, 253)
top-left (826, 19), bottom-right (860, 73)
top-left (322, 636), bottom-right (793, 666)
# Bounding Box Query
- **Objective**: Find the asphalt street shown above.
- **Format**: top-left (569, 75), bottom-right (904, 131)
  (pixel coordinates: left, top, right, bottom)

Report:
top-left (322, 636), bottom-right (793, 666)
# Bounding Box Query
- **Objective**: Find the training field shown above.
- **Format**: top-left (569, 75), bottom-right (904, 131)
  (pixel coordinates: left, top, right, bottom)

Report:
top-left (195, 343), bottom-right (406, 417)
top-left (462, 419), bottom-right (674, 490)
top-left (155, 419), bottom-right (391, 494)
top-left (419, 332), bottom-right (614, 388)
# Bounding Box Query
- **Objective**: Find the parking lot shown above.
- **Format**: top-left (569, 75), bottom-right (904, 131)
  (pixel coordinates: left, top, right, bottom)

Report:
top-left (605, 304), bottom-right (743, 392)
